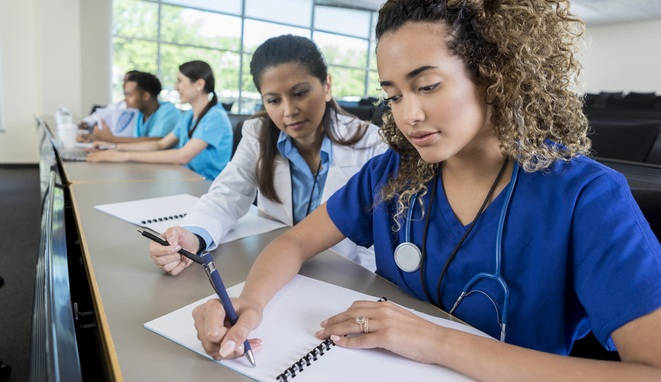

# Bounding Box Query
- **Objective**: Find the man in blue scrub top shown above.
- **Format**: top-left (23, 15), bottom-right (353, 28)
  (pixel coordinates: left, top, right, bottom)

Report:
top-left (91, 71), bottom-right (180, 144)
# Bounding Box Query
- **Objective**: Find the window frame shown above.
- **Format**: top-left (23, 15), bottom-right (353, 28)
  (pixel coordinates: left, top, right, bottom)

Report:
top-left (112, 0), bottom-right (379, 113)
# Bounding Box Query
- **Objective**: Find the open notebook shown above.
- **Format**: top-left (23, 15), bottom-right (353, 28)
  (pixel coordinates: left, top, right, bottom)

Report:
top-left (94, 193), bottom-right (286, 244)
top-left (144, 274), bottom-right (492, 381)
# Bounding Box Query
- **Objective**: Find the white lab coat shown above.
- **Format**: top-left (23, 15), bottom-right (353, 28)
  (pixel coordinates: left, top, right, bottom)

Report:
top-left (183, 114), bottom-right (388, 271)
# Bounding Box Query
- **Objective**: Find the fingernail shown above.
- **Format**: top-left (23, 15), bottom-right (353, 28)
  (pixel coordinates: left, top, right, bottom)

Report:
top-left (236, 343), bottom-right (245, 354)
top-left (219, 340), bottom-right (236, 357)
top-left (315, 330), bottom-right (324, 338)
top-left (320, 320), bottom-right (327, 327)
top-left (330, 335), bottom-right (340, 342)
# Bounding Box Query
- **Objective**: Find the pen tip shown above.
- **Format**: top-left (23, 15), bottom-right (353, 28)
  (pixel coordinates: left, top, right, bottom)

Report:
top-left (246, 349), bottom-right (256, 368)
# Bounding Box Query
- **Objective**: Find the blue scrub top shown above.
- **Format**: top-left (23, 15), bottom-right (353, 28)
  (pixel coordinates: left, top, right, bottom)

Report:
top-left (327, 149), bottom-right (661, 354)
top-left (134, 101), bottom-right (181, 138)
top-left (172, 104), bottom-right (232, 180)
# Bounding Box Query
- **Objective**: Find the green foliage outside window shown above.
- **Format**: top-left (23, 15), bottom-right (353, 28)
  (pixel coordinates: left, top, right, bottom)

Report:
top-left (112, 0), bottom-right (377, 112)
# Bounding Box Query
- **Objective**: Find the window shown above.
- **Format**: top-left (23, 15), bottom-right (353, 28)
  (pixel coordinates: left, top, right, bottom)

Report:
top-left (112, 0), bottom-right (381, 114)
top-left (314, 6), bottom-right (370, 38)
top-left (245, 0), bottom-right (312, 27)
top-left (243, 19), bottom-right (310, 53)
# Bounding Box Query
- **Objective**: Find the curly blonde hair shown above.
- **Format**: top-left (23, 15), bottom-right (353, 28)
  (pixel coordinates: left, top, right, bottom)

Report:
top-left (375, 0), bottom-right (590, 228)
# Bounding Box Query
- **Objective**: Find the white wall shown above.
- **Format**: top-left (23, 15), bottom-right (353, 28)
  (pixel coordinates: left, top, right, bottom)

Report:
top-left (581, 19), bottom-right (661, 93)
top-left (80, 0), bottom-right (112, 116)
top-left (0, 0), bottom-right (111, 164)
top-left (0, 1), bottom-right (42, 163)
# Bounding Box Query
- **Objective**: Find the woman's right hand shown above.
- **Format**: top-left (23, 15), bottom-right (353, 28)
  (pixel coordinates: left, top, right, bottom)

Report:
top-left (192, 297), bottom-right (263, 360)
top-left (148, 226), bottom-right (199, 275)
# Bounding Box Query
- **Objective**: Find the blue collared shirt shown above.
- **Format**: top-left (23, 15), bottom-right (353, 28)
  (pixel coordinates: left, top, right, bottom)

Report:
top-left (186, 130), bottom-right (333, 250)
top-left (277, 131), bottom-right (332, 225)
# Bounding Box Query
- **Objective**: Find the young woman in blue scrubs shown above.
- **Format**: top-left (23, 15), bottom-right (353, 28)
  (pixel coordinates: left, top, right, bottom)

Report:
top-left (88, 61), bottom-right (233, 180)
top-left (191, 1), bottom-right (661, 378)
top-left (148, 35), bottom-right (386, 275)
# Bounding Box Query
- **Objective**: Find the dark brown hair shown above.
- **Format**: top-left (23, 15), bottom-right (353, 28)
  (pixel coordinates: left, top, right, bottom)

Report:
top-left (179, 60), bottom-right (218, 138)
top-left (249, 35), bottom-right (370, 203)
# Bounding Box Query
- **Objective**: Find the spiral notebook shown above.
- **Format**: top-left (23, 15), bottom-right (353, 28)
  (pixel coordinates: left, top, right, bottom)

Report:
top-left (144, 274), bottom-right (491, 381)
top-left (94, 193), bottom-right (286, 244)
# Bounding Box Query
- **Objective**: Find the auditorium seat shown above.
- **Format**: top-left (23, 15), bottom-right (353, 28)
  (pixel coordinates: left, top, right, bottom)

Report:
top-left (589, 120), bottom-right (661, 163)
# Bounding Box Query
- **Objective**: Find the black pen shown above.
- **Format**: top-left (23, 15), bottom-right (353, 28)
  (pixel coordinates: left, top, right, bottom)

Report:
top-left (138, 228), bottom-right (257, 367)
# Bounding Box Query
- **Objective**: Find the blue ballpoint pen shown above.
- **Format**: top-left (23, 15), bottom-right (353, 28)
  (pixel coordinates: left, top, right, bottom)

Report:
top-left (199, 251), bottom-right (256, 367)
top-left (137, 228), bottom-right (256, 367)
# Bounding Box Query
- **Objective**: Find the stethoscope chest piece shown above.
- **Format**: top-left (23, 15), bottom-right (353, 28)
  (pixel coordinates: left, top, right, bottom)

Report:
top-left (394, 242), bottom-right (422, 272)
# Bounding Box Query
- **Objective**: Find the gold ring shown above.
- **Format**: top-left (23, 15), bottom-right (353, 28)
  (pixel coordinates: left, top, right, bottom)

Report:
top-left (355, 316), bottom-right (369, 334)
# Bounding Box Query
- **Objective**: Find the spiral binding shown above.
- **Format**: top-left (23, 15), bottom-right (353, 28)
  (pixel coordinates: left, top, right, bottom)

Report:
top-left (140, 213), bottom-right (186, 225)
top-left (276, 338), bottom-right (336, 382)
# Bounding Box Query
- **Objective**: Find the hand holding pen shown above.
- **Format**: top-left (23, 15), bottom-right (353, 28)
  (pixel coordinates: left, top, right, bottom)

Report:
top-left (148, 226), bottom-right (197, 275)
top-left (139, 228), bottom-right (260, 366)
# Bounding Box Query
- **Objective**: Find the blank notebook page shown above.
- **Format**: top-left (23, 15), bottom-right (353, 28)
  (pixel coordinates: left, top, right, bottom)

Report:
top-left (94, 193), bottom-right (286, 243)
top-left (94, 193), bottom-right (198, 234)
top-left (144, 274), bottom-right (491, 381)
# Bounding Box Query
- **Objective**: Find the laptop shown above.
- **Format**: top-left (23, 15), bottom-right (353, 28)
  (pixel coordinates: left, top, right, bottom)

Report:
top-left (37, 117), bottom-right (89, 161)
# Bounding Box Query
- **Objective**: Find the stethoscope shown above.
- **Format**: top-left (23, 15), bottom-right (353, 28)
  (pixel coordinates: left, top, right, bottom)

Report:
top-left (393, 159), bottom-right (519, 342)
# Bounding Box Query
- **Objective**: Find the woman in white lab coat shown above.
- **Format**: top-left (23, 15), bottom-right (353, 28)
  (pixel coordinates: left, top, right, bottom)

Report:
top-left (148, 35), bottom-right (386, 275)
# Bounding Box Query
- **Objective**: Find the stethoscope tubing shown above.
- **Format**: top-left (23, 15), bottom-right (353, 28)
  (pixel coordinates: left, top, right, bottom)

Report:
top-left (449, 161), bottom-right (519, 341)
top-left (396, 160), bottom-right (520, 342)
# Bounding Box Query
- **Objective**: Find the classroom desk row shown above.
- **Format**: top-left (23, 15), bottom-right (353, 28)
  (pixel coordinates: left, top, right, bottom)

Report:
top-left (60, 160), bottom-right (455, 381)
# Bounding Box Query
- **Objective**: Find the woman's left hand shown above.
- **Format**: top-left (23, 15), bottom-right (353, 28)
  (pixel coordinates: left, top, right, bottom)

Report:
top-left (87, 150), bottom-right (129, 163)
top-left (315, 300), bottom-right (446, 365)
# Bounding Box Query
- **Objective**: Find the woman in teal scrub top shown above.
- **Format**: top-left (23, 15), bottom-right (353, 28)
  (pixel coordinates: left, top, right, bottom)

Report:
top-left (88, 60), bottom-right (232, 180)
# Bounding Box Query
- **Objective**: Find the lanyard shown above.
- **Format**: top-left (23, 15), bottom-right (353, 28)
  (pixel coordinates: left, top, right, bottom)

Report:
top-left (305, 159), bottom-right (323, 217)
top-left (420, 159), bottom-right (510, 309)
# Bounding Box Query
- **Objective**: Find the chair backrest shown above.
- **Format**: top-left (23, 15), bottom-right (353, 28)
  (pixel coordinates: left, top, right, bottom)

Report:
top-left (227, 113), bottom-right (252, 158)
top-left (221, 102), bottom-right (234, 112)
top-left (589, 120), bottom-right (661, 162)
top-left (606, 97), bottom-right (658, 110)
top-left (625, 92), bottom-right (656, 100)
top-left (632, 188), bottom-right (661, 240)
top-left (232, 120), bottom-right (245, 157)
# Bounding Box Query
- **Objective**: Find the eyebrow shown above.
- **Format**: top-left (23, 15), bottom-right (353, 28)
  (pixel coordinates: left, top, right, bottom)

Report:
top-left (263, 82), bottom-right (311, 97)
top-left (379, 65), bottom-right (438, 87)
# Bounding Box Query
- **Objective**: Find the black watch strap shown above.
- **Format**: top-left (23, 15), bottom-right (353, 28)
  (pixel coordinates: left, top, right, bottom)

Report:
top-left (193, 233), bottom-right (206, 254)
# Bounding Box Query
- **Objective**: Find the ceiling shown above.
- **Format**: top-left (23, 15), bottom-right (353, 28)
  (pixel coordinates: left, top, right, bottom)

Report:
top-left (320, 0), bottom-right (661, 26)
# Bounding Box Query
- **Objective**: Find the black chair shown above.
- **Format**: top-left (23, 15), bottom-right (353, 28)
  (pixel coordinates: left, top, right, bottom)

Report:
top-left (583, 93), bottom-right (603, 109)
top-left (599, 91), bottom-right (624, 99)
top-left (632, 188), bottom-right (661, 240)
top-left (232, 120), bottom-right (245, 157)
top-left (589, 120), bottom-right (661, 163)
top-left (606, 97), bottom-right (658, 110)
top-left (221, 102), bottom-right (234, 112)
top-left (226, 113), bottom-right (253, 158)
top-left (626, 92), bottom-right (656, 99)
